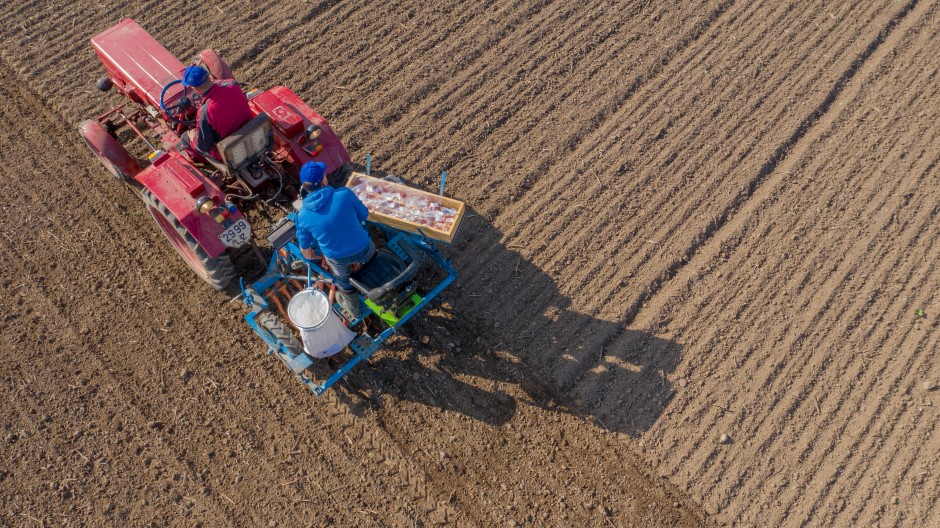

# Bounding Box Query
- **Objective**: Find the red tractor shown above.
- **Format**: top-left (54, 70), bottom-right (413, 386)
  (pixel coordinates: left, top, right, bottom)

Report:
top-left (80, 19), bottom-right (351, 289)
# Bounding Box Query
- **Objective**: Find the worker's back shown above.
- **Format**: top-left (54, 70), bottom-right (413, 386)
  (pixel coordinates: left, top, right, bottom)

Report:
top-left (203, 81), bottom-right (251, 138)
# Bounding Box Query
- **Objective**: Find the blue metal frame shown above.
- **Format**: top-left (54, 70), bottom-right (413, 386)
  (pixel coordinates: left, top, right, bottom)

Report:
top-left (241, 211), bottom-right (458, 396)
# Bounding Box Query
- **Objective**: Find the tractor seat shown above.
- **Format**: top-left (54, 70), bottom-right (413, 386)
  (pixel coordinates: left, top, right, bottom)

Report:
top-left (349, 247), bottom-right (421, 302)
top-left (204, 113), bottom-right (272, 175)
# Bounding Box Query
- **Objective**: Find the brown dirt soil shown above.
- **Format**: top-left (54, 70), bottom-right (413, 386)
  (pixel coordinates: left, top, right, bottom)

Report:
top-left (1, 0), bottom-right (938, 527)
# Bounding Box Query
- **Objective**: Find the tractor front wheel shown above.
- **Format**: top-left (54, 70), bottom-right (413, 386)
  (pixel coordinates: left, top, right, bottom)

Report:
top-left (79, 120), bottom-right (141, 182)
top-left (197, 49), bottom-right (234, 80)
top-left (141, 188), bottom-right (236, 290)
top-left (257, 312), bottom-right (303, 357)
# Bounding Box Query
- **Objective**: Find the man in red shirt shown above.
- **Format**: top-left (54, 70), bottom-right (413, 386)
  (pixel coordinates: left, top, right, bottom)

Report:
top-left (178, 65), bottom-right (252, 161)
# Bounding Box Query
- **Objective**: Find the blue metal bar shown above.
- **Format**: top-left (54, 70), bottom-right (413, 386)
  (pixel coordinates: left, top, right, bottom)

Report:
top-left (314, 353), bottom-right (365, 394)
top-left (439, 170), bottom-right (447, 196)
top-left (366, 153), bottom-right (371, 176)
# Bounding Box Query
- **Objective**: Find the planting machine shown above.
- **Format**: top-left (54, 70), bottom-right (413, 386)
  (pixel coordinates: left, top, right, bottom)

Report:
top-left (81, 19), bottom-right (460, 394)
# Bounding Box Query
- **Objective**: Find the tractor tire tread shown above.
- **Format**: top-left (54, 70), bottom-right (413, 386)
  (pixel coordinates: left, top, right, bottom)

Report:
top-left (140, 188), bottom-right (236, 290)
top-left (256, 311), bottom-right (303, 356)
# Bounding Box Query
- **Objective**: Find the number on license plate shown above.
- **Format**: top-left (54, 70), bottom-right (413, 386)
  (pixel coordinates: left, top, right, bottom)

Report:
top-left (219, 219), bottom-right (251, 248)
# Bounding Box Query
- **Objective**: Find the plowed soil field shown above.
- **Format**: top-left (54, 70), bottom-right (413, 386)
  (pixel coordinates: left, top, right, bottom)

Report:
top-left (1, 1), bottom-right (938, 527)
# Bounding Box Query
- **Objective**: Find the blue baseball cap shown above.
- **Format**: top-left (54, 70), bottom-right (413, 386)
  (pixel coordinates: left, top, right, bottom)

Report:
top-left (300, 161), bottom-right (327, 186)
top-left (182, 65), bottom-right (209, 87)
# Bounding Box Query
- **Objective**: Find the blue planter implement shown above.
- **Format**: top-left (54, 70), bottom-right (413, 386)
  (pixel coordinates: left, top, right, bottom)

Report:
top-left (241, 213), bottom-right (458, 395)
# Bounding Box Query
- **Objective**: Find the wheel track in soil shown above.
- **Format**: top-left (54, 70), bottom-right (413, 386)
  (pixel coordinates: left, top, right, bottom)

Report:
top-left (0, 54), bottom-right (464, 526)
top-left (622, 0), bottom-right (940, 524)
top-left (475, 0), bottom-right (911, 385)
top-left (581, 0), bottom-right (924, 400)
top-left (374, 0), bottom-right (938, 524)
top-left (445, 0), bottom-right (902, 391)
top-left (706, 141), bottom-right (940, 524)
top-left (627, 0), bottom-right (927, 432)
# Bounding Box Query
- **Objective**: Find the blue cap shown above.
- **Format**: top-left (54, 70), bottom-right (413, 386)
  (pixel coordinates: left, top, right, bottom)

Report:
top-left (300, 161), bottom-right (327, 186)
top-left (182, 65), bottom-right (209, 87)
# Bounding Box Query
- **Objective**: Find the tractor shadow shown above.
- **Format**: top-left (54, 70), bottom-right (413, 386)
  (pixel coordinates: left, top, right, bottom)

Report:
top-left (345, 201), bottom-right (682, 437)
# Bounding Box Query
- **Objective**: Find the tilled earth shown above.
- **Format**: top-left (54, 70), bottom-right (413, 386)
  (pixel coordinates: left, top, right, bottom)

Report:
top-left (1, 1), bottom-right (938, 527)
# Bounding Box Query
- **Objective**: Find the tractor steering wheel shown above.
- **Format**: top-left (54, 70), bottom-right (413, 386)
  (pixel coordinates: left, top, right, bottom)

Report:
top-left (159, 79), bottom-right (199, 125)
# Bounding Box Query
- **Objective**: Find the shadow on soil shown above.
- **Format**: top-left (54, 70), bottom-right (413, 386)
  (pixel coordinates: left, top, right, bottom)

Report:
top-left (342, 200), bottom-right (681, 438)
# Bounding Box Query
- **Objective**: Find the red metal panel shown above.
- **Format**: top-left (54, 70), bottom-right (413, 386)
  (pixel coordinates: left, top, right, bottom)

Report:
top-left (135, 151), bottom-right (240, 257)
top-left (252, 91), bottom-right (304, 137)
top-left (90, 19), bottom-right (185, 108)
top-left (160, 156), bottom-right (205, 197)
top-left (250, 87), bottom-right (351, 176)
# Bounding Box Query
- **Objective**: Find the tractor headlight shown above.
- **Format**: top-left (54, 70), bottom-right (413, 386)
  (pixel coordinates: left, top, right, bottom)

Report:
top-left (196, 196), bottom-right (216, 215)
top-left (301, 125), bottom-right (324, 156)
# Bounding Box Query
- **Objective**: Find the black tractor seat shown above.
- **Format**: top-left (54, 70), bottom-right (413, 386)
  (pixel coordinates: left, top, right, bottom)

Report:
top-left (349, 245), bottom-right (422, 302)
top-left (201, 113), bottom-right (273, 179)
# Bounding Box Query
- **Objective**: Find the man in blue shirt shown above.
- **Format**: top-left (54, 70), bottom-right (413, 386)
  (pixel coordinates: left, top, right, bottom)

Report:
top-left (297, 161), bottom-right (375, 318)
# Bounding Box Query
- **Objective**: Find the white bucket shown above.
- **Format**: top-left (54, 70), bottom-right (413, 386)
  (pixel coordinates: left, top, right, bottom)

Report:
top-left (287, 288), bottom-right (355, 358)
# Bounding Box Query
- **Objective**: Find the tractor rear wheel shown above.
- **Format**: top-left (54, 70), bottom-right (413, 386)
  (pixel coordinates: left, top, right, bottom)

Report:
top-left (140, 188), bottom-right (236, 290)
top-left (257, 311), bottom-right (303, 357)
top-left (197, 49), bottom-right (234, 80)
top-left (79, 120), bottom-right (141, 182)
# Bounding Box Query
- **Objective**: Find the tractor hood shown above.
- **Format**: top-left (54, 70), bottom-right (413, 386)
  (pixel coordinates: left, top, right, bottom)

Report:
top-left (90, 19), bottom-right (186, 108)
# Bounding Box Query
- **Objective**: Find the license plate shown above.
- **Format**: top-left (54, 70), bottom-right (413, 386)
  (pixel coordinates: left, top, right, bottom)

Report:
top-left (219, 218), bottom-right (252, 248)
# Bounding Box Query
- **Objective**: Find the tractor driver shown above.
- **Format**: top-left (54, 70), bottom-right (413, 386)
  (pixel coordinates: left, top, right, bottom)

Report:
top-left (296, 161), bottom-right (376, 319)
top-left (177, 65), bottom-right (253, 162)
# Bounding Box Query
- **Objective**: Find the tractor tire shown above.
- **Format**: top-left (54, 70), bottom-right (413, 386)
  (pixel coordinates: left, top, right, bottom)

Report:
top-left (256, 311), bottom-right (303, 357)
top-left (79, 120), bottom-right (142, 182)
top-left (197, 49), bottom-right (234, 80)
top-left (140, 188), bottom-right (236, 291)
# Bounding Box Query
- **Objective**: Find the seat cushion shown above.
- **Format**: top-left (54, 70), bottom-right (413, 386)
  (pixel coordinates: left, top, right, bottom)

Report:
top-left (350, 250), bottom-right (406, 290)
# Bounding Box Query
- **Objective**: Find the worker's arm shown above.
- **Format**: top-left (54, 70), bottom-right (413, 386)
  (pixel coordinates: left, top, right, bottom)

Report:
top-left (296, 220), bottom-right (318, 261)
top-left (352, 193), bottom-right (369, 223)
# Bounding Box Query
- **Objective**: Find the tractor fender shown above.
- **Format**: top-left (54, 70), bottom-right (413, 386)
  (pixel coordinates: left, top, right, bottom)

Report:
top-left (134, 150), bottom-right (247, 258)
top-left (79, 120), bottom-right (143, 181)
top-left (249, 87), bottom-right (351, 176)
top-left (197, 49), bottom-right (234, 80)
